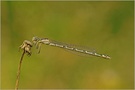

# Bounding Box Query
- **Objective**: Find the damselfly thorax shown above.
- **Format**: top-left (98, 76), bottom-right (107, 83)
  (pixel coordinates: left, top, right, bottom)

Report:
top-left (32, 36), bottom-right (111, 59)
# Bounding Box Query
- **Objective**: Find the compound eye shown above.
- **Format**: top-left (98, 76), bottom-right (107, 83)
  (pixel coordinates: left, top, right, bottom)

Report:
top-left (32, 36), bottom-right (39, 41)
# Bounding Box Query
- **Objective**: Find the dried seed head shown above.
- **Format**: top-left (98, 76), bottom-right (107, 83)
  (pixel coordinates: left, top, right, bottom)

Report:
top-left (19, 40), bottom-right (33, 56)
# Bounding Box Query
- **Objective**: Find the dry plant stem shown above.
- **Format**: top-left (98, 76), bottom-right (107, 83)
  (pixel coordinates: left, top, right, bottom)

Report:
top-left (15, 40), bottom-right (32, 90)
top-left (15, 50), bottom-right (25, 90)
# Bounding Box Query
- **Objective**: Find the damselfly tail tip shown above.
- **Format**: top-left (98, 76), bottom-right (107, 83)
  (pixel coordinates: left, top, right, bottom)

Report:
top-left (101, 54), bottom-right (111, 60)
top-left (105, 56), bottom-right (111, 60)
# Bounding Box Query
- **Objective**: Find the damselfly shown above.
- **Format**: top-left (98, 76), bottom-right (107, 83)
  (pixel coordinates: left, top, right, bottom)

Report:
top-left (32, 36), bottom-right (111, 59)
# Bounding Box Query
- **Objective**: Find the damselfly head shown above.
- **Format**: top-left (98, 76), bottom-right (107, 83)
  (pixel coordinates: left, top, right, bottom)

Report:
top-left (32, 36), bottom-right (40, 44)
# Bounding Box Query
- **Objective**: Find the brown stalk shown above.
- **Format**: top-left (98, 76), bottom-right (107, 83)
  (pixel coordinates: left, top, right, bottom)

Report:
top-left (15, 50), bottom-right (25, 90)
top-left (15, 40), bottom-right (32, 90)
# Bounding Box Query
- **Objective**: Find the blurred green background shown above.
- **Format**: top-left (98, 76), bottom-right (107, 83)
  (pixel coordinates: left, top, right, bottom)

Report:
top-left (1, 1), bottom-right (134, 89)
